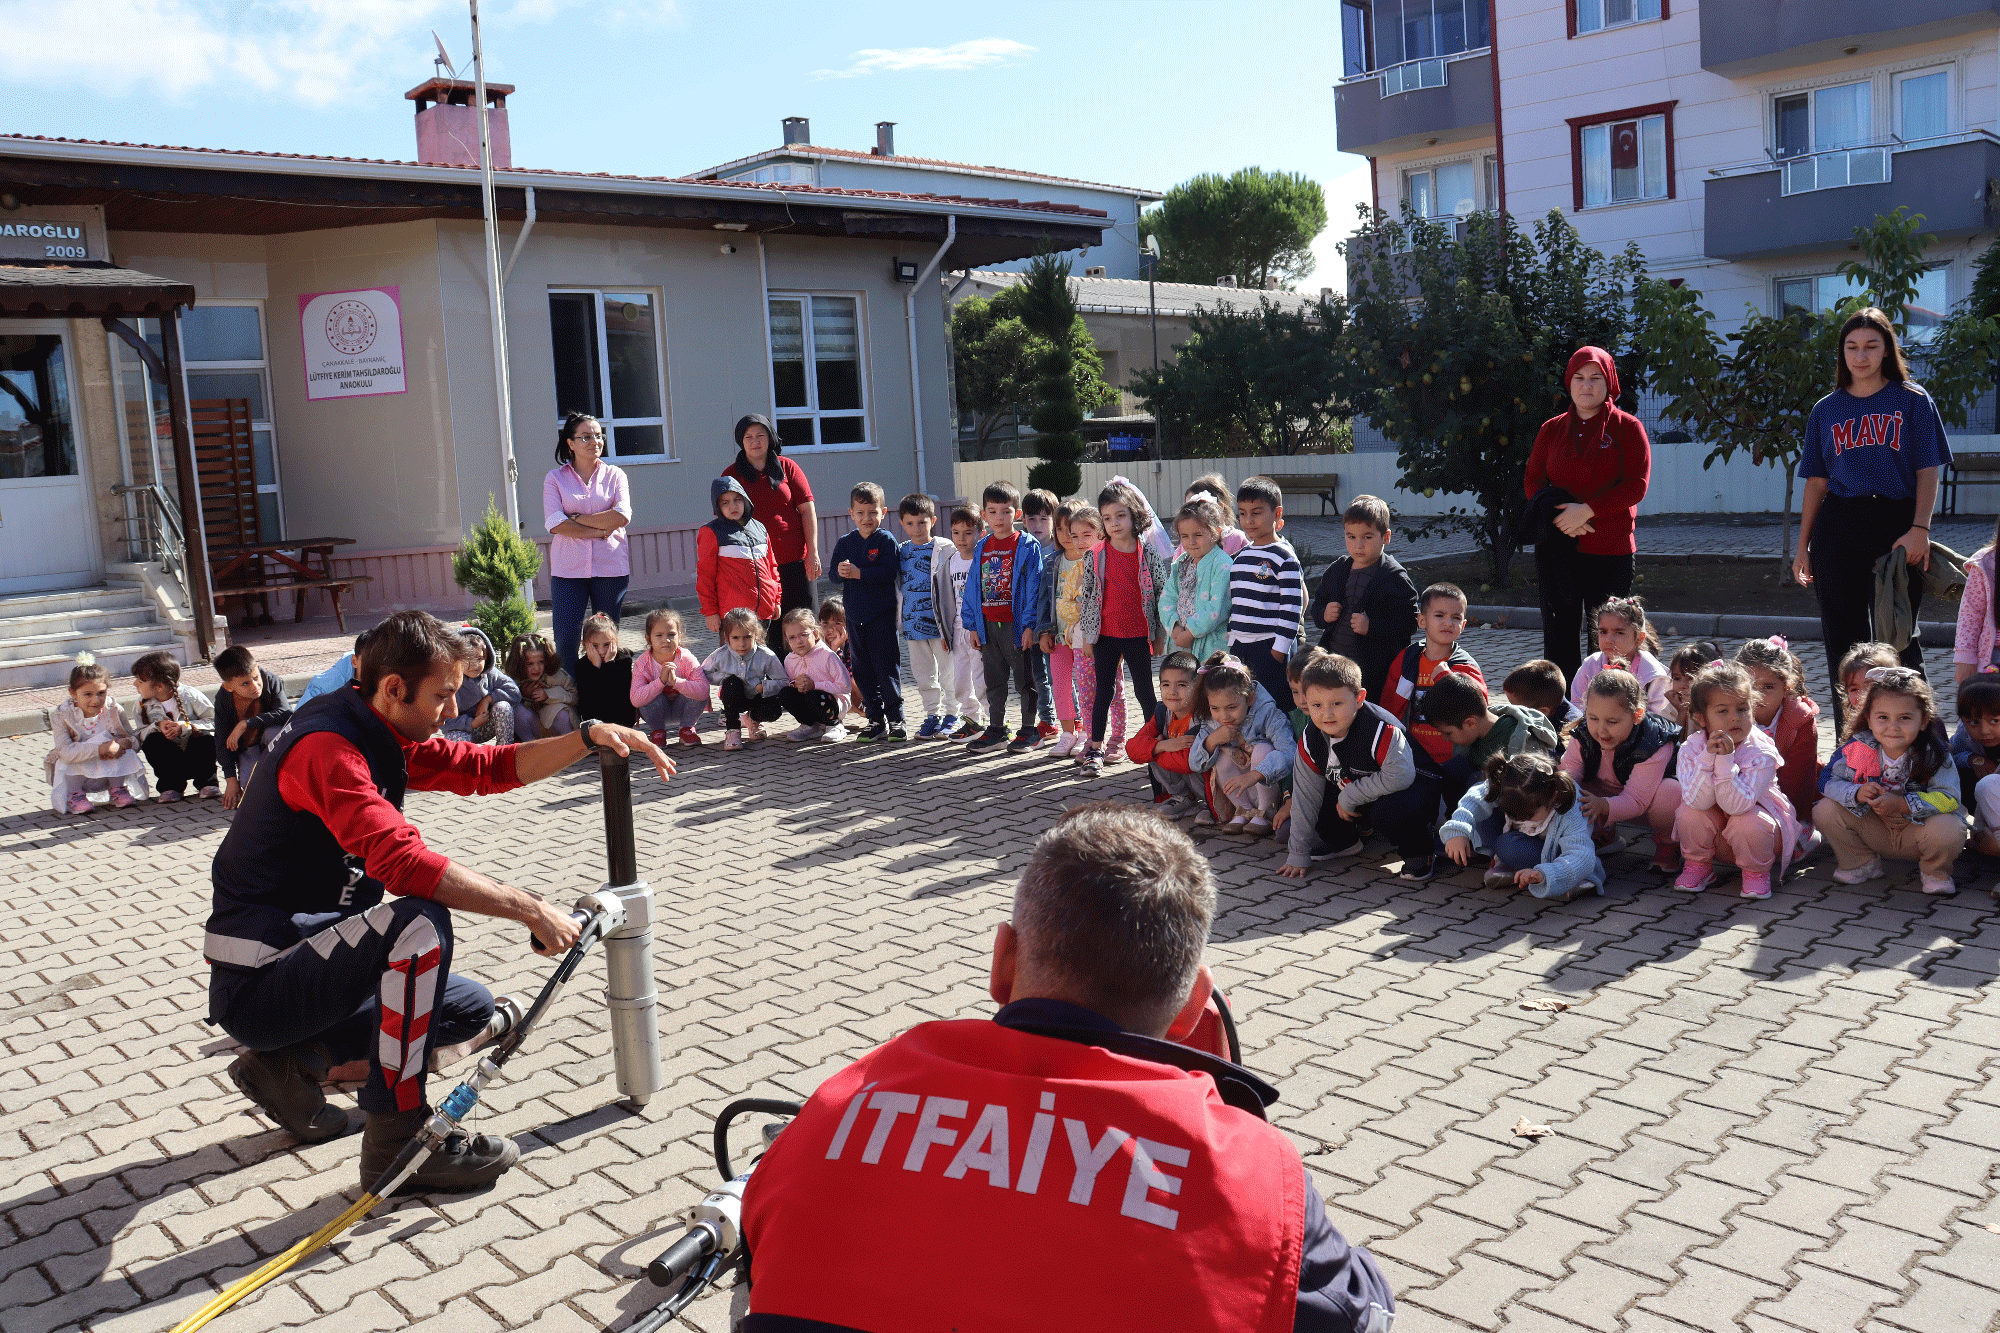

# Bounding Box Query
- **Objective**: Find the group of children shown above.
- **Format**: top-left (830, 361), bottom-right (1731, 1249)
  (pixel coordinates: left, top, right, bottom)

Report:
top-left (1103, 487), bottom-right (1991, 902)
top-left (43, 476), bottom-right (2000, 907)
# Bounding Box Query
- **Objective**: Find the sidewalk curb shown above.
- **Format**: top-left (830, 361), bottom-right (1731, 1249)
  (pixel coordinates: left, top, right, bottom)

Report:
top-left (1469, 604), bottom-right (1954, 646)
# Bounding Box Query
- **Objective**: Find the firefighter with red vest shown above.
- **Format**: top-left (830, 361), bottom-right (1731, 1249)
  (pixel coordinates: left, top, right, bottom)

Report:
top-left (739, 803), bottom-right (1395, 1332)
top-left (206, 610), bottom-right (672, 1192)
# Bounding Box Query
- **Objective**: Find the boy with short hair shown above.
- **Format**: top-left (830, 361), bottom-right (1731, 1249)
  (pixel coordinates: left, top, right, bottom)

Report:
top-left (130, 650), bottom-right (219, 802)
top-left (1019, 488), bottom-right (1062, 741)
top-left (212, 643), bottom-right (292, 808)
top-left (1227, 475), bottom-right (1306, 709)
top-left (831, 482), bottom-right (905, 742)
top-left (1383, 583), bottom-right (1485, 779)
top-left (1279, 652), bottom-right (1443, 882)
top-left (944, 506), bottom-right (989, 738)
top-left (1421, 671), bottom-right (1559, 807)
top-left (1504, 659), bottom-right (1581, 730)
top-left (897, 493), bottom-right (959, 739)
top-left (958, 481), bottom-right (1046, 753)
top-left (1952, 675), bottom-right (2000, 857)
top-left (1308, 494), bottom-right (1419, 702)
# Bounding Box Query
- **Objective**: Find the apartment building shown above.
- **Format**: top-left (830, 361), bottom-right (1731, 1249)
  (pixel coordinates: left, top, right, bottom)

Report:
top-left (1336, 0), bottom-right (2000, 335)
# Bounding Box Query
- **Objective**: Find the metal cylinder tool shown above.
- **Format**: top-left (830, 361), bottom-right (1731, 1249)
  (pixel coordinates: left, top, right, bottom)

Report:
top-left (595, 746), bottom-right (663, 1108)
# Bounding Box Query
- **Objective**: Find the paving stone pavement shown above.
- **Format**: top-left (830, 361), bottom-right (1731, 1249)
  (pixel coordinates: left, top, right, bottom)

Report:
top-left (4, 623), bottom-right (1998, 1333)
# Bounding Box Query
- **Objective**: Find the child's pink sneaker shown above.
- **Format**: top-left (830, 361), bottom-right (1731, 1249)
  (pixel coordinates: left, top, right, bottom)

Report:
top-left (155, 789), bottom-right (180, 804)
top-left (110, 789), bottom-right (137, 809)
top-left (1674, 861), bottom-right (1717, 892)
top-left (1051, 731), bottom-right (1079, 758)
top-left (1739, 871), bottom-right (1773, 900)
top-left (678, 727), bottom-right (703, 747)
top-left (1920, 875), bottom-right (1957, 896)
top-left (66, 792), bottom-right (93, 816)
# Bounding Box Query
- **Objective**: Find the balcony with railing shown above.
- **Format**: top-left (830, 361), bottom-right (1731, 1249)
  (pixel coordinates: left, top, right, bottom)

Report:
top-left (1336, 49), bottom-right (1496, 157)
top-left (1701, 1), bottom-right (2000, 79)
top-left (1703, 130), bottom-right (2000, 262)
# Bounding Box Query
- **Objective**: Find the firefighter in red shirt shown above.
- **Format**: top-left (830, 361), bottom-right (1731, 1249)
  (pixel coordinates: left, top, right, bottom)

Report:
top-left (207, 610), bottom-right (672, 1192)
top-left (740, 803), bottom-right (1395, 1332)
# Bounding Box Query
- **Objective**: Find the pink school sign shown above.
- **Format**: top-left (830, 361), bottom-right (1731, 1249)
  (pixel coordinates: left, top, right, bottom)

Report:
top-left (298, 286), bottom-right (407, 400)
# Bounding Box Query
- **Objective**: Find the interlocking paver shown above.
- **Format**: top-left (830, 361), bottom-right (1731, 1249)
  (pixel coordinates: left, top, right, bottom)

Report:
top-left (2, 617), bottom-right (1997, 1331)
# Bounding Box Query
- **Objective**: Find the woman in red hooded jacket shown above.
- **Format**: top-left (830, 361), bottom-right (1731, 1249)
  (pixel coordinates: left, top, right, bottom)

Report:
top-left (1524, 346), bottom-right (1652, 680)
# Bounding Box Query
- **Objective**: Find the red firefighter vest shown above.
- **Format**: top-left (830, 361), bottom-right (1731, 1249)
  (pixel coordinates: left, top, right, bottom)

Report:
top-left (741, 1019), bottom-right (1304, 1333)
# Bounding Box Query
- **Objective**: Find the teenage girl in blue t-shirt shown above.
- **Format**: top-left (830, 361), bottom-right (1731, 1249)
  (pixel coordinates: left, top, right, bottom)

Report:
top-left (1793, 307), bottom-right (1952, 728)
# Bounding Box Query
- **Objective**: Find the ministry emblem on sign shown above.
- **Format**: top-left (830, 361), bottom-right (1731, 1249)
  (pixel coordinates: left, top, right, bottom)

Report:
top-left (326, 300), bottom-right (378, 355)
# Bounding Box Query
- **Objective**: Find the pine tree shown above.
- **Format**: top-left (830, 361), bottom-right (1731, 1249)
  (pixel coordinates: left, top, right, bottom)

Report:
top-left (1014, 252), bottom-right (1086, 497)
top-left (452, 496), bottom-right (542, 644)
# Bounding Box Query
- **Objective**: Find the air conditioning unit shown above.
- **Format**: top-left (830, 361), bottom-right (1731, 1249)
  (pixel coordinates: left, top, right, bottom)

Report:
top-left (1084, 265), bottom-right (1106, 278)
top-left (1215, 274), bottom-right (1238, 288)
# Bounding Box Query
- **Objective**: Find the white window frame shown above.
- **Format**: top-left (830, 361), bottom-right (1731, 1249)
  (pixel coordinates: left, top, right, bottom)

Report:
top-left (731, 162), bottom-right (819, 186)
top-left (180, 300), bottom-right (284, 539)
top-left (1575, 0), bottom-right (1662, 36)
top-left (1401, 151), bottom-right (1492, 220)
top-left (767, 290), bottom-right (874, 455)
top-left (547, 287), bottom-right (674, 465)
top-left (1774, 266), bottom-right (1949, 342)
top-left (1894, 66), bottom-right (1953, 144)
top-left (1579, 113), bottom-right (1669, 208)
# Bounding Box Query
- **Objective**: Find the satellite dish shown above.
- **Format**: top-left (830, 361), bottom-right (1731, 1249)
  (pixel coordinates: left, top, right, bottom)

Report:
top-left (432, 31), bottom-right (458, 78)
top-left (1144, 234), bottom-right (1162, 256)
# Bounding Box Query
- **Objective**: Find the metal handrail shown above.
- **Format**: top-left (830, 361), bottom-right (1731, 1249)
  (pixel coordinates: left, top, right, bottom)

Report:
top-left (110, 481), bottom-right (188, 581)
top-left (1338, 45), bottom-right (1490, 90)
top-left (1705, 127), bottom-right (2000, 181)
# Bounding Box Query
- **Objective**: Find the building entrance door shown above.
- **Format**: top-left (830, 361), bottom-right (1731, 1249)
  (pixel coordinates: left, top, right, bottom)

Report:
top-left (0, 324), bottom-right (100, 593)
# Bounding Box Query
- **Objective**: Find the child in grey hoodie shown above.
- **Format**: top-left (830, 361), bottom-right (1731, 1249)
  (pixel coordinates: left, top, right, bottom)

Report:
top-left (440, 625), bottom-right (523, 745)
top-left (702, 607), bottom-right (790, 749)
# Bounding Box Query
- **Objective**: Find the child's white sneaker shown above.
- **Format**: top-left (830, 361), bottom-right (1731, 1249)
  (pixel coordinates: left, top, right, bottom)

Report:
top-left (745, 719), bottom-right (766, 741)
top-left (722, 729), bottom-right (743, 751)
top-left (1920, 875), bottom-right (1957, 895)
top-left (198, 784), bottom-right (220, 799)
top-left (1832, 858), bottom-right (1883, 885)
top-left (1052, 731), bottom-right (1080, 758)
top-left (822, 724), bottom-right (849, 743)
top-left (790, 725), bottom-right (824, 742)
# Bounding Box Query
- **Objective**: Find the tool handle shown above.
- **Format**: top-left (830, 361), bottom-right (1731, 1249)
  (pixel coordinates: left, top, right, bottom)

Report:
top-left (645, 1223), bottom-right (717, 1288)
top-left (527, 908), bottom-right (593, 955)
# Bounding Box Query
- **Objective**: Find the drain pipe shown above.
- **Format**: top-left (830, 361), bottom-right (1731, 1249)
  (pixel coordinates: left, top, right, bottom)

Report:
top-left (904, 215), bottom-right (956, 498)
top-left (502, 185), bottom-right (537, 286)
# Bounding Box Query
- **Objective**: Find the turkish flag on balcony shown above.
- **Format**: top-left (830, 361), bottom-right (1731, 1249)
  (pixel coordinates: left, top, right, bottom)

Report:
top-left (1611, 121), bottom-right (1639, 171)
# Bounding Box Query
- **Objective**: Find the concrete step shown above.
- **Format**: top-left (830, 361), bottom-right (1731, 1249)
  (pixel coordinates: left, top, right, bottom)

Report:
top-left (0, 604), bottom-right (160, 640)
top-left (0, 640), bottom-right (179, 692)
top-left (0, 586), bottom-right (150, 621)
top-left (0, 624), bottom-right (175, 666)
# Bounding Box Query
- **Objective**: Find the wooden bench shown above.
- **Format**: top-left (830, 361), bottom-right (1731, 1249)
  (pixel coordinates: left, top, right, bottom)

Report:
top-left (213, 576), bottom-right (372, 633)
top-left (1942, 453), bottom-right (2000, 516)
top-left (1271, 473), bottom-right (1341, 517)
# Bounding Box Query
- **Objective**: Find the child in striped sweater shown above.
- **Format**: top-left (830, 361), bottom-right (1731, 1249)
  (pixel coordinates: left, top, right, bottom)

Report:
top-left (1225, 475), bottom-right (1305, 710)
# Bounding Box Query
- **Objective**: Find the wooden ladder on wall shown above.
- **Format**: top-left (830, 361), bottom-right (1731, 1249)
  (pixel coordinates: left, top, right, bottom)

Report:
top-left (193, 398), bottom-right (261, 610)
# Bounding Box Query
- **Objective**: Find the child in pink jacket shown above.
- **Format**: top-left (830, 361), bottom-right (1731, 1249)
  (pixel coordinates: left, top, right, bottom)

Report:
top-left (631, 607), bottom-right (710, 747)
top-left (780, 606), bottom-right (855, 743)
top-left (1673, 661), bottom-right (1806, 900)
top-left (1559, 664), bottom-right (1685, 872)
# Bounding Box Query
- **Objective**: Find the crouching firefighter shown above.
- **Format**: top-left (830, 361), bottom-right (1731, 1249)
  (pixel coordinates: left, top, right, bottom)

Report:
top-left (205, 610), bottom-right (673, 1192)
top-left (737, 802), bottom-right (1396, 1332)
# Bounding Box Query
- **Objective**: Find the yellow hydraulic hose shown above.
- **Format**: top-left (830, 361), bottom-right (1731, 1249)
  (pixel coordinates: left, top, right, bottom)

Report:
top-left (170, 1191), bottom-right (381, 1333)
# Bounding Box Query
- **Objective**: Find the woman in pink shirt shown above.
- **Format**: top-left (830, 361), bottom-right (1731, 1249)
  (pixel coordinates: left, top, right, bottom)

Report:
top-left (544, 412), bottom-right (634, 675)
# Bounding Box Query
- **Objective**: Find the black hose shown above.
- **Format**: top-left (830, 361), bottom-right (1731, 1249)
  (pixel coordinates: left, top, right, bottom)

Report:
top-left (598, 748), bottom-right (637, 888)
top-left (1213, 989), bottom-right (1242, 1066)
top-left (713, 1098), bottom-right (804, 1181)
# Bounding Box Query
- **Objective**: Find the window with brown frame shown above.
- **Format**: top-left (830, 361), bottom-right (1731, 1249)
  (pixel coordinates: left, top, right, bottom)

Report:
top-left (1566, 102), bottom-right (1677, 210)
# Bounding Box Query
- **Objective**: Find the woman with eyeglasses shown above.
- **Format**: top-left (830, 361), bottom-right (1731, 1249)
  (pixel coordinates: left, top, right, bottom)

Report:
top-left (544, 412), bottom-right (634, 676)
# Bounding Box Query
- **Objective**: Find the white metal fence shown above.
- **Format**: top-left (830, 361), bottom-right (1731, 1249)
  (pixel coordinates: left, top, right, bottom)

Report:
top-left (951, 435), bottom-right (2000, 517)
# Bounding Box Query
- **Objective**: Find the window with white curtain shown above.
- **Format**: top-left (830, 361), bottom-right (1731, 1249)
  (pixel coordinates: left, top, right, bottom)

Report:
top-left (1580, 114), bottom-right (1668, 206)
top-left (1404, 160), bottom-right (1480, 218)
top-left (769, 294), bottom-right (868, 450)
top-left (1897, 68), bottom-right (1950, 142)
top-left (1575, 0), bottom-right (1661, 35)
top-left (548, 290), bottom-right (670, 459)
top-left (1775, 81), bottom-right (1884, 193)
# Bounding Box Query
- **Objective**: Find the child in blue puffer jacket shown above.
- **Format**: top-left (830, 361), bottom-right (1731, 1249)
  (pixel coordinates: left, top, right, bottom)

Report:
top-left (1441, 751), bottom-right (1606, 899)
top-left (1187, 652), bottom-right (1295, 834)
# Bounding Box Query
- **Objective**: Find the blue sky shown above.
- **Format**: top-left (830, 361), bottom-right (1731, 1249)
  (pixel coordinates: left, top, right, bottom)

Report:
top-left (0, 0), bottom-right (1372, 285)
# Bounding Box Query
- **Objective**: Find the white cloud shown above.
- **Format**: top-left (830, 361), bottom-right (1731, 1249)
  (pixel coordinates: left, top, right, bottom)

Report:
top-left (812, 38), bottom-right (1033, 81)
top-left (0, 0), bottom-right (666, 106)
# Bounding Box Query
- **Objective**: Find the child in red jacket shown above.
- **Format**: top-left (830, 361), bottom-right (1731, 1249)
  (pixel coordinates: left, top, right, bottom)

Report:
top-left (1737, 635), bottom-right (1823, 831)
top-left (697, 475), bottom-right (781, 634)
top-left (1126, 651), bottom-right (1202, 817)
